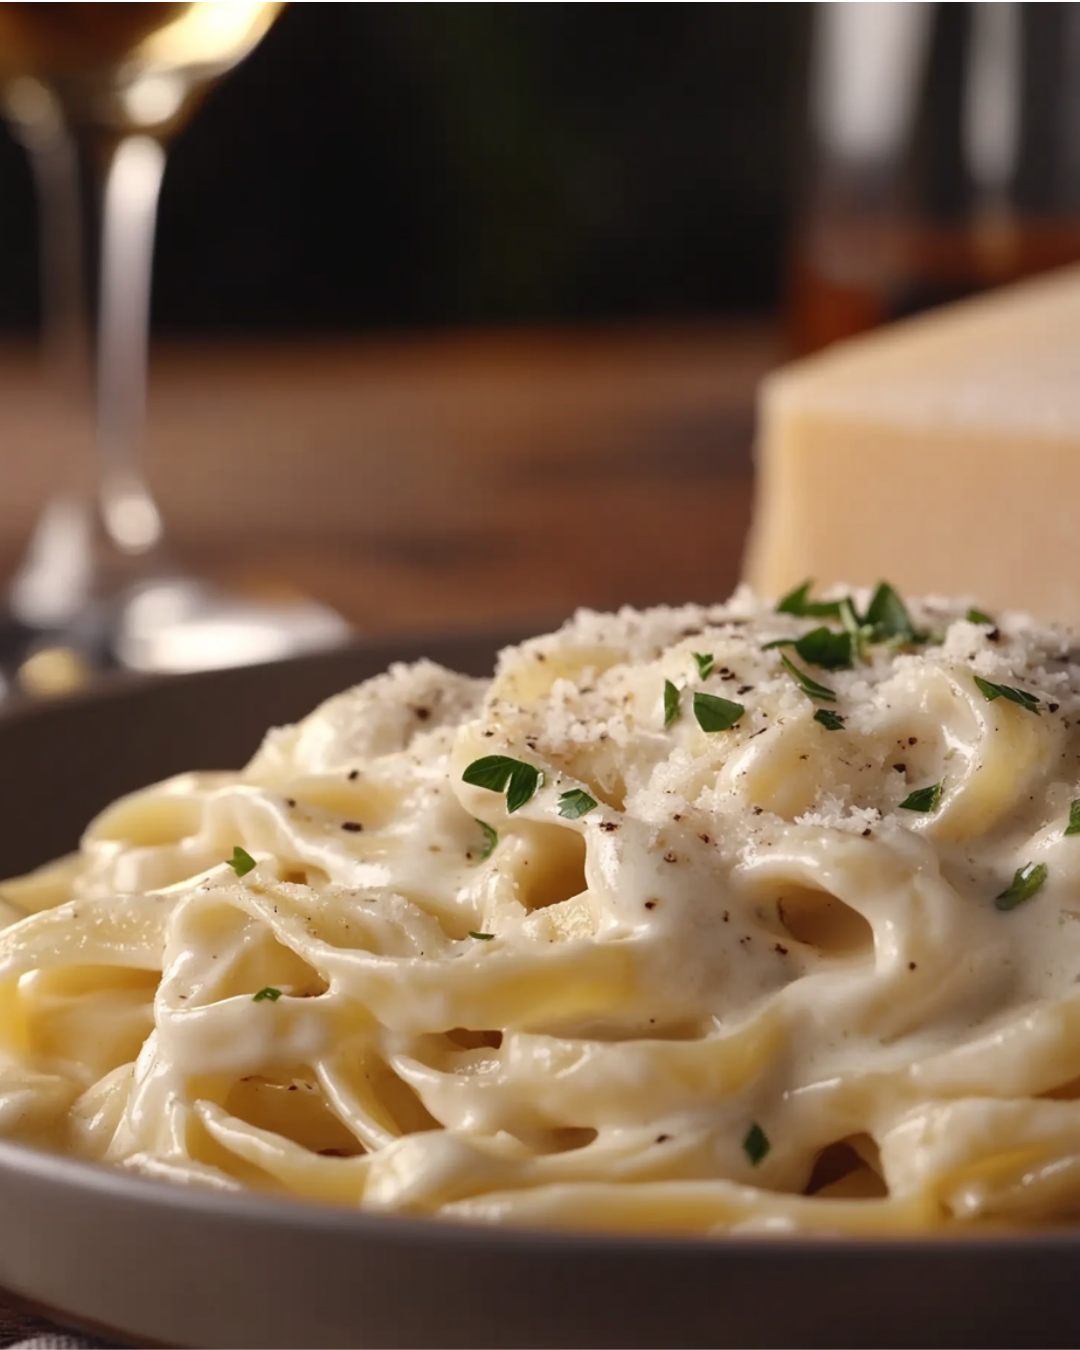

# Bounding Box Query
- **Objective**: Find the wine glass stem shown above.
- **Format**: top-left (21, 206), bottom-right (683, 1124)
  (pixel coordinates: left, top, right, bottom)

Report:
top-left (96, 133), bottom-right (166, 555)
top-left (23, 114), bottom-right (165, 561)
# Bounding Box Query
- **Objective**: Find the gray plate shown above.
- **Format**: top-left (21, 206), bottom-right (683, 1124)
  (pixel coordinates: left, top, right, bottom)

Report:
top-left (0, 631), bottom-right (1078, 1349)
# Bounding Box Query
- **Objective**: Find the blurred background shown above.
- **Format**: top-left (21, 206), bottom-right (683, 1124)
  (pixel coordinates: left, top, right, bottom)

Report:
top-left (0, 1), bottom-right (1078, 688)
top-left (0, 4), bottom-right (810, 336)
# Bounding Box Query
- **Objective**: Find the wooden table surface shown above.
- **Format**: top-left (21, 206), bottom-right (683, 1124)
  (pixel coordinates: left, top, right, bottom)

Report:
top-left (0, 322), bottom-right (777, 638)
top-left (0, 320), bottom-right (778, 1347)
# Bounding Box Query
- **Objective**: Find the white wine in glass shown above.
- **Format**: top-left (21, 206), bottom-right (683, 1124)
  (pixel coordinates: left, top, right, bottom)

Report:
top-left (0, 3), bottom-right (348, 695)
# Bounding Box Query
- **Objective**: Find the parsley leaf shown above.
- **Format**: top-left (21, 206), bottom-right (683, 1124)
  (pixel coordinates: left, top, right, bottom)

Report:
top-left (1067, 801), bottom-right (1080, 837)
top-left (763, 627), bottom-right (852, 670)
top-left (693, 691), bottom-right (745, 732)
top-left (463, 756), bottom-right (544, 813)
top-left (995, 861), bottom-right (1048, 912)
top-left (898, 782), bottom-right (942, 813)
top-left (468, 931), bottom-right (495, 941)
top-left (793, 626), bottom-right (852, 670)
top-left (973, 676), bottom-right (1041, 715)
top-left (865, 581), bottom-right (916, 643)
top-left (780, 653), bottom-right (837, 702)
top-left (229, 846), bottom-right (256, 877)
top-left (692, 652), bottom-right (715, 680)
top-left (664, 679), bottom-right (680, 728)
top-left (813, 709), bottom-right (845, 731)
top-left (474, 819), bottom-right (498, 860)
top-left (776, 580), bottom-right (813, 615)
top-left (775, 580), bottom-right (842, 619)
top-left (558, 788), bottom-right (598, 819)
top-left (252, 986), bottom-right (281, 1002)
top-left (967, 608), bottom-right (994, 625)
top-left (743, 1122), bottom-right (770, 1166)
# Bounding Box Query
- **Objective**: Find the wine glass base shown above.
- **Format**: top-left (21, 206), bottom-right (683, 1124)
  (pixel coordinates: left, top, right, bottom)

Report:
top-left (0, 497), bottom-right (354, 699)
top-left (113, 575), bottom-right (353, 674)
top-left (0, 573), bottom-right (353, 700)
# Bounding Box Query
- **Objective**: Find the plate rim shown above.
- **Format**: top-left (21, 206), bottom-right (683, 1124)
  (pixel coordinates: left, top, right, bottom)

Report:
top-left (3, 1127), bottom-right (1080, 1258)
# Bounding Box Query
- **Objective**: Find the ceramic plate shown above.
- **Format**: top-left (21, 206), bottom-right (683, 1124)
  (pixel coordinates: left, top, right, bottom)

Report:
top-left (0, 631), bottom-right (1077, 1349)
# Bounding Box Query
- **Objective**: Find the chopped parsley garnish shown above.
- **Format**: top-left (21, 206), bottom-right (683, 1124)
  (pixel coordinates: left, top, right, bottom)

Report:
top-left (813, 709), bottom-right (845, 731)
top-left (763, 626), bottom-right (852, 670)
top-left (774, 580), bottom-right (929, 665)
top-left (775, 580), bottom-right (841, 619)
top-left (663, 678), bottom-right (680, 728)
top-left (693, 691), bottom-right (745, 732)
top-left (1066, 801), bottom-right (1080, 837)
top-left (973, 676), bottom-right (1041, 715)
top-left (898, 782), bottom-right (942, 813)
top-left (864, 581), bottom-right (917, 643)
top-left (793, 626), bottom-right (852, 671)
top-left (474, 819), bottom-right (498, 860)
top-left (252, 986), bottom-right (281, 1002)
top-left (838, 596), bottom-right (874, 661)
top-left (838, 597), bottom-right (861, 633)
top-left (780, 653), bottom-right (837, 702)
top-left (770, 578), bottom-right (935, 681)
top-left (692, 652), bottom-right (715, 680)
top-left (229, 846), bottom-right (256, 877)
top-left (995, 861), bottom-right (1048, 912)
top-left (558, 788), bottom-right (598, 819)
top-left (967, 608), bottom-right (994, 625)
top-left (743, 1121), bottom-right (770, 1166)
top-left (463, 756), bottom-right (544, 813)
top-left (468, 931), bottom-right (495, 941)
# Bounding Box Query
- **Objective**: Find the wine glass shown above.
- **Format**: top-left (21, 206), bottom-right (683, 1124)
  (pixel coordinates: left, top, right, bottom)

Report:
top-left (0, 3), bottom-right (349, 699)
top-left (790, 2), bottom-right (1080, 354)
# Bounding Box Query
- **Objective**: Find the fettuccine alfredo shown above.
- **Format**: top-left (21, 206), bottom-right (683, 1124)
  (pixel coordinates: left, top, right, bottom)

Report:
top-left (2, 583), bottom-right (1080, 1237)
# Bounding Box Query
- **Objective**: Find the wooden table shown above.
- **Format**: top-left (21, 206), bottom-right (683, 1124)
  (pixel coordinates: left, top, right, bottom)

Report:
top-left (0, 321), bottom-right (777, 1347)
top-left (0, 322), bottom-right (776, 637)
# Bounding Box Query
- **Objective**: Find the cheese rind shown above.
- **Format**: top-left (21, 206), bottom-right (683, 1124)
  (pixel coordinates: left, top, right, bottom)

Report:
top-left (744, 265), bottom-right (1080, 623)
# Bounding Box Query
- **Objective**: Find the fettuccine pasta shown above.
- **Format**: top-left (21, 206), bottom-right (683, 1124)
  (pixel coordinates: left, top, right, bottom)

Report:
top-left (4, 583), bottom-right (1080, 1236)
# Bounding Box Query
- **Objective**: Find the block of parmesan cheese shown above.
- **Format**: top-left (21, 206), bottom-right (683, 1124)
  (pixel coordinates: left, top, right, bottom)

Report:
top-left (743, 266), bottom-right (1080, 624)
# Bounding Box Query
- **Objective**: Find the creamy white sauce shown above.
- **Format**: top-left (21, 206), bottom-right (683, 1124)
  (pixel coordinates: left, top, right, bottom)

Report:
top-left (3, 586), bottom-right (1080, 1233)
